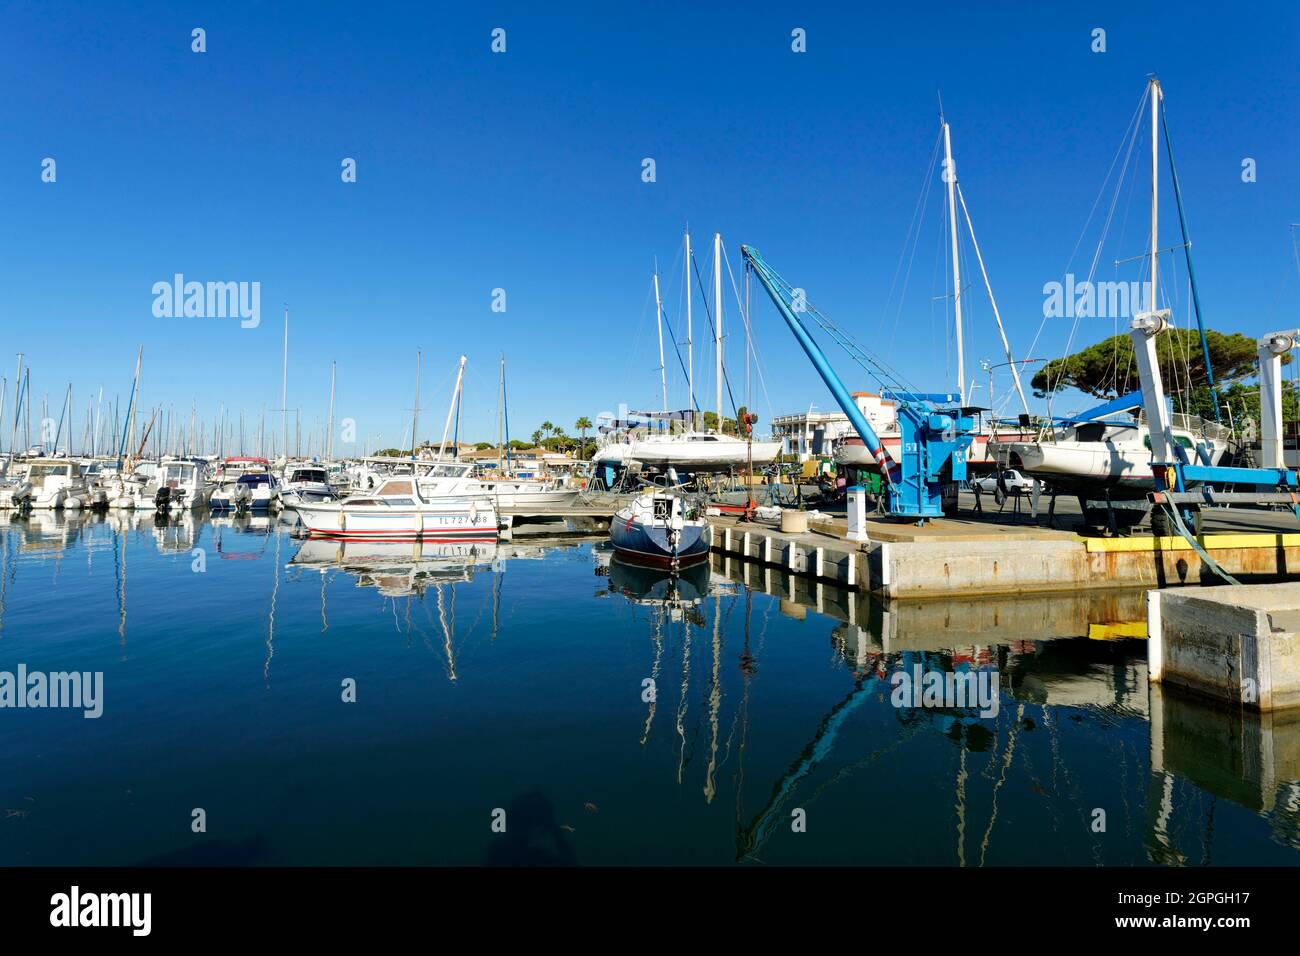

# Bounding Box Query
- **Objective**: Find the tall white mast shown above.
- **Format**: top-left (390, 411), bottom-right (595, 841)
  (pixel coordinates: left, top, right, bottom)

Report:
top-left (685, 228), bottom-right (694, 428)
top-left (326, 361), bottom-right (336, 463)
top-left (1149, 78), bottom-right (1161, 314)
top-left (281, 306), bottom-right (289, 464)
top-left (438, 356), bottom-right (467, 460)
top-left (943, 120), bottom-right (965, 404)
top-left (713, 231), bottom-right (723, 432)
top-left (653, 265), bottom-right (668, 413)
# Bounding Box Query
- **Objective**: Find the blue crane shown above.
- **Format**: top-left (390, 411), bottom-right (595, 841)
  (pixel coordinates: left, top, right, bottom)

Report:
top-left (742, 245), bottom-right (977, 520)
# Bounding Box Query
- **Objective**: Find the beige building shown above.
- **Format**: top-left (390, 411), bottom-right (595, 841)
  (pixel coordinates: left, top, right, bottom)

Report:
top-left (770, 392), bottom-right (898, 461)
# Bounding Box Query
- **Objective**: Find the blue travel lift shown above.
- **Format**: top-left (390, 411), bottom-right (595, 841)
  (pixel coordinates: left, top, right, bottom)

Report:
top-left (742, 245), bottom-right (977, 522)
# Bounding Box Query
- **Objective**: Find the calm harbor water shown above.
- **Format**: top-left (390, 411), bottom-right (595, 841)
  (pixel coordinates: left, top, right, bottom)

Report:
top-left (1, 510), bottom-right (1298, 867)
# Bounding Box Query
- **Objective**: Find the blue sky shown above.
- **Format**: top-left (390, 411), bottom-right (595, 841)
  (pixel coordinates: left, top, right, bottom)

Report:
top-left (2, 1), bottom-right (1298, 454)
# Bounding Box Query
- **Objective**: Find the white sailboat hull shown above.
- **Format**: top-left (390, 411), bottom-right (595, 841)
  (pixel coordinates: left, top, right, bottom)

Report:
top-left (620, 435), bottom-right (782, 470)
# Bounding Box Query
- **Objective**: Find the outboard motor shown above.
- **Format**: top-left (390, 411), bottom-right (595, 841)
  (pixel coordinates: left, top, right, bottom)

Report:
top-left (154, 485), bottom-right (172, 512)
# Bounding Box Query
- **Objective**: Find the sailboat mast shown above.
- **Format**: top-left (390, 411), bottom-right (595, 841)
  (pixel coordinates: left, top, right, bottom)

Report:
top-left (118, 348), bottom-right (141, 465)
top-left (8, 354), bottom-right (21, 455)
top-left (497, 354), bottom-right (505, 472)
top-left (1149, 78), bottom-right (1161, 314)
top-left (943, 120), bottom-right (965, 404)
top-left (411, 350), bottom-right (422, 458)
top-left (281, 306), bottom-right (289, 463)
top-left (326, 361), bottom-right (336, 463)
top-left (94, 386), bottom-right (102, 457)
top-left (438, 356), bottom-right (466, 459)
top-left (713, 231), bottom-right (723, 432)
top-left (685, 229), bottom-right (694, 428)
top-left (653, 266), bottom-right (668, 413)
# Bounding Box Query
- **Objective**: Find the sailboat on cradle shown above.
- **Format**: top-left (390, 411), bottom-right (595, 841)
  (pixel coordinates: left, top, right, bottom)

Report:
top-left (990, 78), bottom-right (1231, 516)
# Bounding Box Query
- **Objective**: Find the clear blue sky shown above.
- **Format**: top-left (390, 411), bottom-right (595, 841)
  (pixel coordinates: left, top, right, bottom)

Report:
top-left (2, 1), bottom-right (1298, 453)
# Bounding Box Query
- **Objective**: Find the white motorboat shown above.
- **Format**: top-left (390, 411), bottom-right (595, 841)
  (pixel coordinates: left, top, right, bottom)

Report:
top-left (70, 460), bottom-right (111, 509)
top-left (472, 475), bottom-right (580, 508)
top-left (280, 463), bottom-right (335, 506)
top-left (210, 457), bottom-right (278, 512)
top-left (5, 459), bottom-right (88, 510)
top-left (153, 459), bottom-right (216, 511)
top-left (105, 460), bottom-right (159, 510)
top-left (293, 474), bottom-right (498, 540)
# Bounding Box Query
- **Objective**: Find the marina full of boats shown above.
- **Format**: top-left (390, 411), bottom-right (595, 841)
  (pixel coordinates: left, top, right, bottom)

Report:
top-left (0, 450), bottom-right (588, 540)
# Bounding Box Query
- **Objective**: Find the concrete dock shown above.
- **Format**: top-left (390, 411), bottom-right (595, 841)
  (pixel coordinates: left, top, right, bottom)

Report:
top-left (707, 507), bottom-right (1300, 600)
top-left (1148, 582), bottom-right (1300, 711)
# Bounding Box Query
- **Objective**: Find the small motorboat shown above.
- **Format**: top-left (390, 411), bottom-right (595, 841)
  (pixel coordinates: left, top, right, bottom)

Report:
top-left (5, 458), bottom-right (88, 510)
top-left (210, 457), bottom-right (277, 512)
top-left (292, 474), bottom-right (498, 540)
top-left (280, 463), bottom-right (335, 506)
top-left (152, 459), bottom-right (215, 512)
top-left (609, 490), bottom-right (711, 568)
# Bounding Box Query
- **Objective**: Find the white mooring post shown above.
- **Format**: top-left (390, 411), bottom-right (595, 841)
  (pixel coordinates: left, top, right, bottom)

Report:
top-left (846, 484), bottom-right (869, 543)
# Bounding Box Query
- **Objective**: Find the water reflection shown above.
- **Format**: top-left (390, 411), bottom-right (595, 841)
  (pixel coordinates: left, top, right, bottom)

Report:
top-left (0, 511), bottom-right (1297, 865)
top-left (706, 551), bottom-right (1300, 864)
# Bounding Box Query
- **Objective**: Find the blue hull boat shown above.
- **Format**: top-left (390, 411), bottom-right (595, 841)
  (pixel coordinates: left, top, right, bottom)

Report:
top-left (609, 492), bottom-right (711, 568)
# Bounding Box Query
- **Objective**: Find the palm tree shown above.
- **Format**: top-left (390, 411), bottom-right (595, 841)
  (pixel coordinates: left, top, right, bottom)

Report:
top-left (531, 429), bottom-right (543, 447)
top-left (540, 421), bottom-right (554, 440)
top-left (575, 416), bottom-right (592, 459)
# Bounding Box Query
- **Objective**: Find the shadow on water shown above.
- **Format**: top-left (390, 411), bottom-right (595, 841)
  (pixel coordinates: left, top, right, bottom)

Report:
top-left (483, 791), bottom-right (577, 866)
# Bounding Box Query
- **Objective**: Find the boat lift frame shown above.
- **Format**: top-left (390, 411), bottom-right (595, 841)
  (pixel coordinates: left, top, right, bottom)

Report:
top-left (1130, 312), bottom-right (1300, 533)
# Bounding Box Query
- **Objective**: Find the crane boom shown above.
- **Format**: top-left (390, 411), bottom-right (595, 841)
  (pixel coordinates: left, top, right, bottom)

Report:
top-left (742, 244), bottom-right (975, 520)
top-left (741, 245), bottom-right (894, 478)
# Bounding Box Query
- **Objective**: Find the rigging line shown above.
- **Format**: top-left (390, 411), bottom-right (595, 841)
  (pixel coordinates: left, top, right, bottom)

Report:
top-left (1029, 85), bottom-right (1148, 412)
top-left (1042, 92), bottom-right (1147, 416)
top-left (721, 245), bottom-right (776, 422)
top-left (746, 252), bottom-right (921, 400)
top-left (955, 183), bottom-right (1031, 417)
top-left (885, 129), bottom-right (944, 354)
top-left (656, 298), bottom-right (703, 412)
top-left (690, 250), bottom-right (740, 421)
